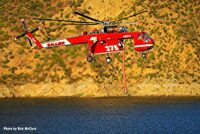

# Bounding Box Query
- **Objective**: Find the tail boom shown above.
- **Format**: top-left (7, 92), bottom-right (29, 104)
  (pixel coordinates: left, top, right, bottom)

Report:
top-left (26, 32), bottom-right (43, 48)
top-left (41, 39), bottom-right (71, 48)
top-left (26, 32), bottom-right (73, 48)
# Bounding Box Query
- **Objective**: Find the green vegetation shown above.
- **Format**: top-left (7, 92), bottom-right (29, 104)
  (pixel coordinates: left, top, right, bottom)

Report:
top-left (0, 0), bottom-right (199, 89)
top-left (34, 53), bottom-right (40, 59)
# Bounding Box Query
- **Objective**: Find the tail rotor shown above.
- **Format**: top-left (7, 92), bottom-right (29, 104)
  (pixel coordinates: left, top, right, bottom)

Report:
top-left (15, 19), bottom-right (40, 47)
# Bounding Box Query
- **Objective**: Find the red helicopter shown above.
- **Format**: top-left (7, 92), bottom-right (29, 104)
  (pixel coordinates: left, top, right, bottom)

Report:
top-left (15, 10), bottom-right (155, 93)
top-left (15, 10), bottom-right (155, 63)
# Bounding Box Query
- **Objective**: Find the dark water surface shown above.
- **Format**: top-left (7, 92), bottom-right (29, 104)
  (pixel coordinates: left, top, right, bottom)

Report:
top-left (0, 97), bottom-right (200, 134)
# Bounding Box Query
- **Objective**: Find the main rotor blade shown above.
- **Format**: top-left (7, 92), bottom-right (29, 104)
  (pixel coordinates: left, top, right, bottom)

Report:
top-left (112, 10), bottom-right (147, 22)
top-left (62, 23), bottom-right (99, 25)
top-left (117, 20), bottom-right (147, 25)
top-left (73, 11), bottom-right (103, 23)
top-left (118, 22), bottom-right (139, 25)
top-left (33, 18), bottom-right (97, 24)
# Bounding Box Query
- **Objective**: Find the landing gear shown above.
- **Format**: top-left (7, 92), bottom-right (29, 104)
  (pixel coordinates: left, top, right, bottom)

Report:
top-left (142, 53), bottom-right (146, 58)
top-left (87, 55), bottom-right (93, 62)
top-left (106, 56), bottom-right (112, 63)
top-left (141, 50), bottom-right (149, 59)
top-left (118, 40), bottom-right (124, 50)
top-left (118, 43), bottom-right (124, 50)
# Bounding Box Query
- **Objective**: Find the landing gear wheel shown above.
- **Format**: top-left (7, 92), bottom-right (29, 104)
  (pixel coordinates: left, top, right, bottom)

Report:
top-left (87, 55), bottom-right (93, 62)
top-left (106, 57), bottom-right (112, 63)
top-left (142, 53), bottom-right (146, 59)
top-left (118, 43), bottom-right (124, 50)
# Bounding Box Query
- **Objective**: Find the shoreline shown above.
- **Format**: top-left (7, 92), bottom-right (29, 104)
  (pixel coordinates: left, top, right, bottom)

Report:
top-left (0, 85), bottom-right (200, 99)
top-left (1, 95), bottom-right (200, 98)
top-left (1, 96), bottom-right (200, 104)
top-left (0, 79), bottom-right (199, 98)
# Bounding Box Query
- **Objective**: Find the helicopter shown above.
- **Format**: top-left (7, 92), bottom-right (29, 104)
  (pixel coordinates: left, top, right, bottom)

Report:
top-left (15, 10), bottom-right (155, 63)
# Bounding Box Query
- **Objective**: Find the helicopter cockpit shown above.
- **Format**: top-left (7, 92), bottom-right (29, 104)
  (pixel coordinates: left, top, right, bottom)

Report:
top-left (138, 32), bottom-right (151, 43)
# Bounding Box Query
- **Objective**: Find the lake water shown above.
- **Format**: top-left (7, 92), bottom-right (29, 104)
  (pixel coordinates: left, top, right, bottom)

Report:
top-left (0, 97), bottom-right (200, 134)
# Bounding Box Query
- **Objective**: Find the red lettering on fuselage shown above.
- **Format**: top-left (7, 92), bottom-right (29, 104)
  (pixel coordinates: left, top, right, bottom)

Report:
top-left (47, 41), bottom-right (65, 47)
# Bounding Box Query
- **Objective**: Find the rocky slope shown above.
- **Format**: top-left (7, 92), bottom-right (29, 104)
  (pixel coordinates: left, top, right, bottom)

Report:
top-left (0, 0), bottom-right (199, 97)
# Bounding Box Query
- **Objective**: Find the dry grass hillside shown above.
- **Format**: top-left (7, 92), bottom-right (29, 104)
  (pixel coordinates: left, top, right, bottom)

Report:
top-left (0, 0), bottom-right (199, 97)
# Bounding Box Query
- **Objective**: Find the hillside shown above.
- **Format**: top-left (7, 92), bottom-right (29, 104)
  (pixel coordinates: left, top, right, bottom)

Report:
top-left (0, 0), bottom-right (199, 97)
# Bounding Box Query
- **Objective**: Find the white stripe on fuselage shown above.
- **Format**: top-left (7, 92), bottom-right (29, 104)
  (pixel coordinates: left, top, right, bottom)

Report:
top-left (41, 39), bottom-right (71, 48)
top-left (134, 44), bottom-right (153, 48)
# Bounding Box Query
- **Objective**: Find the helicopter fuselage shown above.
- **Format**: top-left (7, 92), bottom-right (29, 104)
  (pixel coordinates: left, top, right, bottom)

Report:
top-left (37, 31), bottom-right (154, 56)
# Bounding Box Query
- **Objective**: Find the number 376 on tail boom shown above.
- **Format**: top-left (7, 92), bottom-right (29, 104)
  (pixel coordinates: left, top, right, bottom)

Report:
top-left (15, 10), bottom-right (155, 63)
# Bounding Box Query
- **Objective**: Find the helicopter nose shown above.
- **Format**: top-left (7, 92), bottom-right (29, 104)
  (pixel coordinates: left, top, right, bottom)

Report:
top-left (134, 38), bottom-right (154, 51)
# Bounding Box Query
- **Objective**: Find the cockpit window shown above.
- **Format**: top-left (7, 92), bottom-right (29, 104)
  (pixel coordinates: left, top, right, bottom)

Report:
top-left (138, 33), bottom-right (150, 42)
top-left (143, 33), bottom-right (150, 38)
top-left (138, 34), bottom-right (142, 40)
